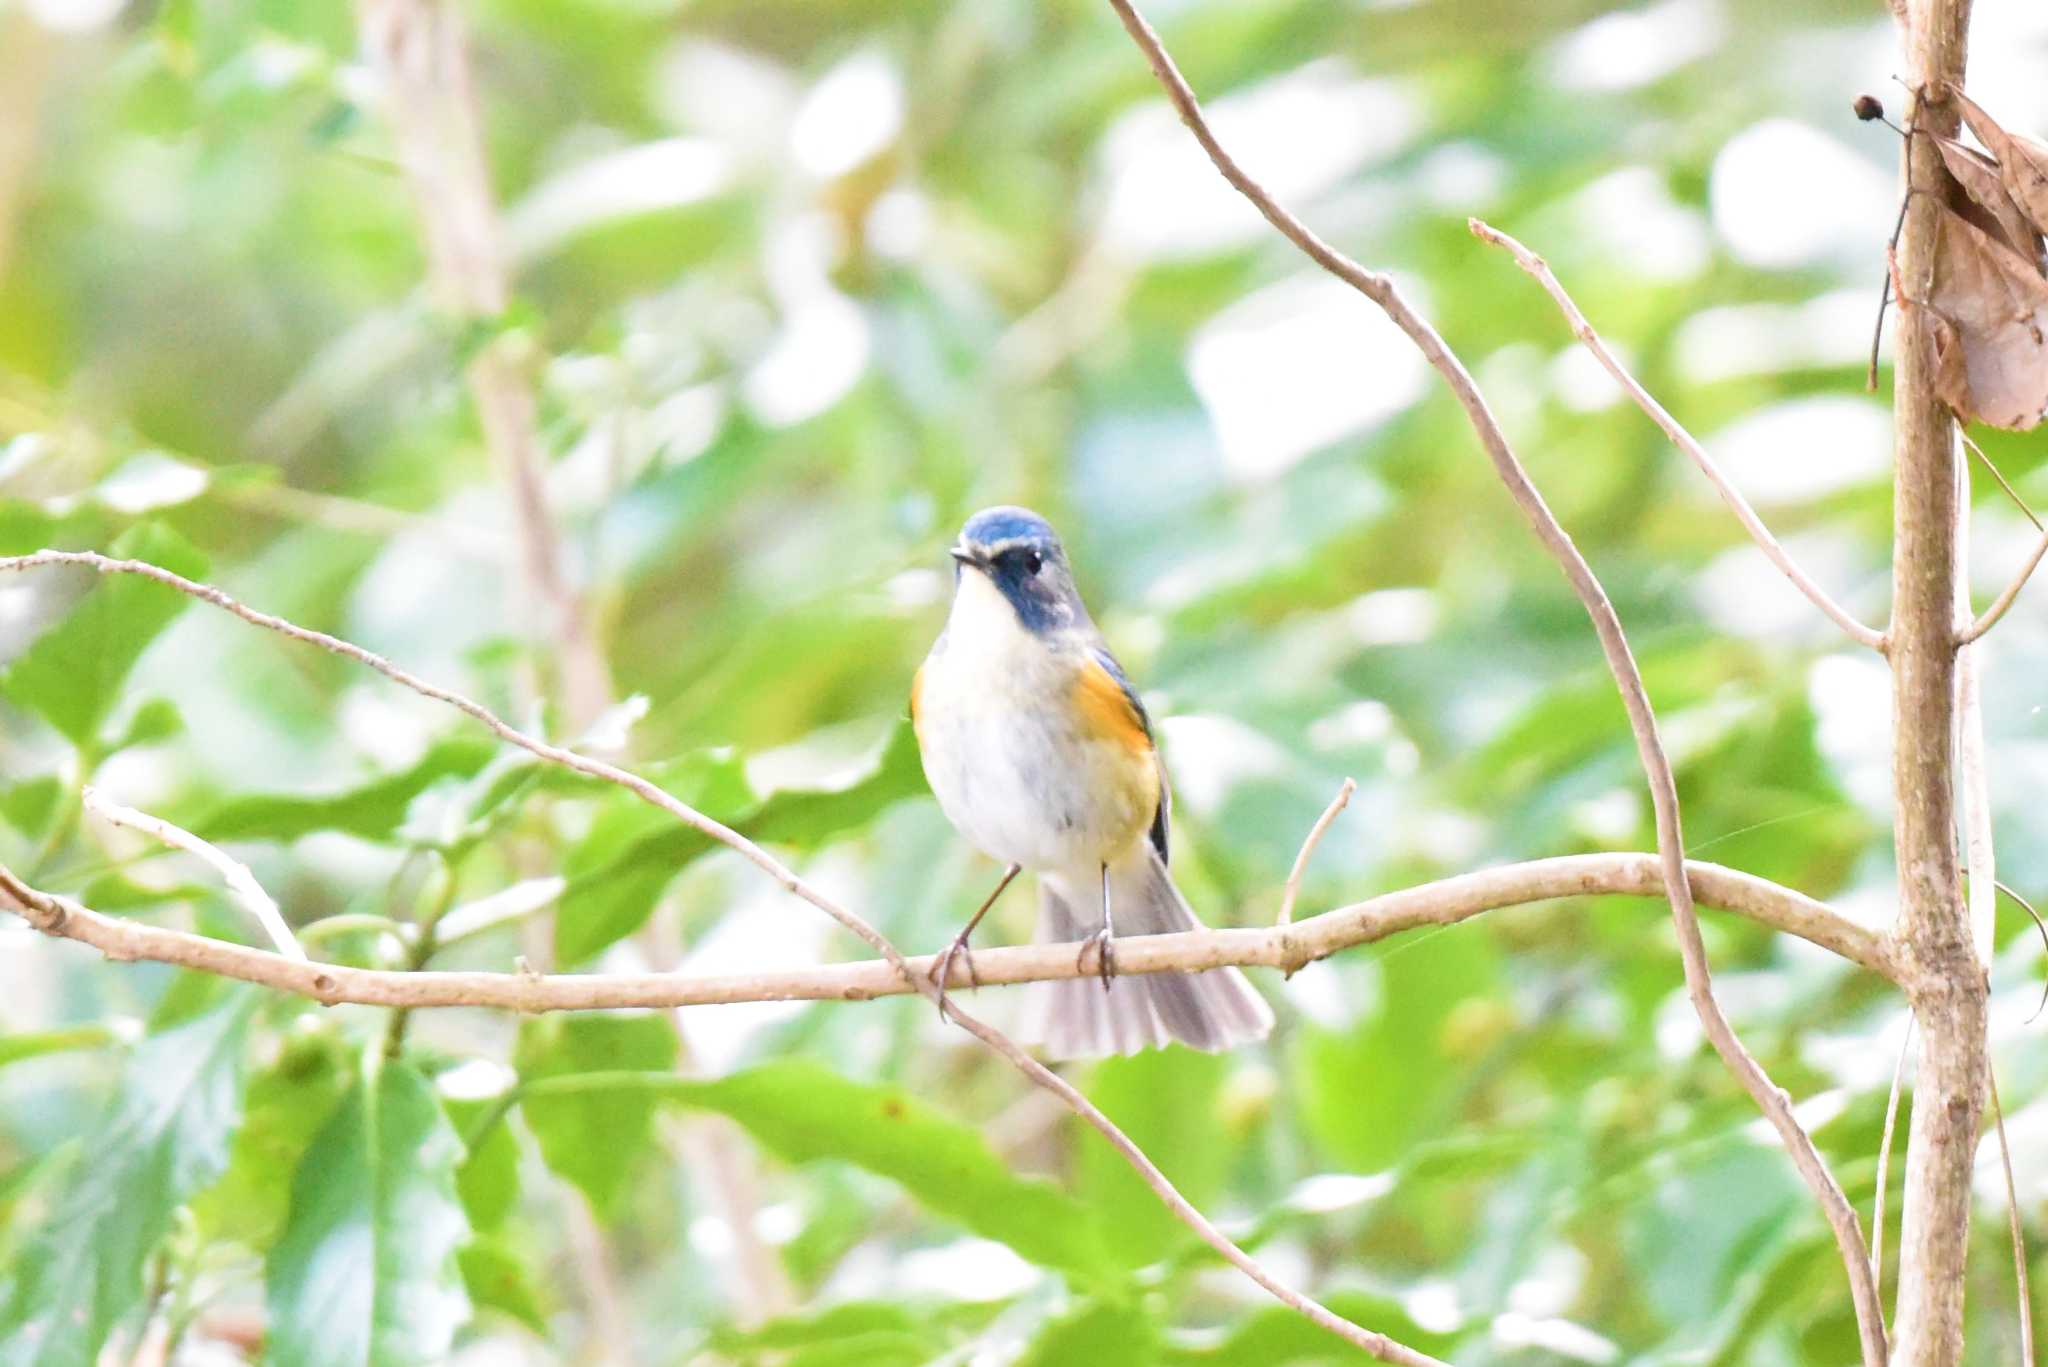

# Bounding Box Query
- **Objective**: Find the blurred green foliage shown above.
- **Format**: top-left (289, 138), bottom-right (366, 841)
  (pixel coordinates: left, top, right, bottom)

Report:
top-left (1, 0), bottom-right (2046, 1362)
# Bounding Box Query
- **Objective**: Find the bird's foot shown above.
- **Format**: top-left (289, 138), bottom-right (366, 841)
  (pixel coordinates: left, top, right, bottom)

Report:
top-left (1075, 927), bottom-right (1118, 992)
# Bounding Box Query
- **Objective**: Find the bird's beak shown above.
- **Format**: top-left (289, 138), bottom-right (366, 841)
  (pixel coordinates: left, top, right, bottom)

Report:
top-left (949, 543), bottom-right (988, 571)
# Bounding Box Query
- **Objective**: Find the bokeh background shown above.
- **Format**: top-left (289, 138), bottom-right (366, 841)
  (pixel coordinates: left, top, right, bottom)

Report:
top-left (2, 0), bottom-right (2047, 1362)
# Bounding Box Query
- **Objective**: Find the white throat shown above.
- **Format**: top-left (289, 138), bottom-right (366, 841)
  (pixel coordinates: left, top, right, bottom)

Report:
top-left (945, 566), bottom-right (1036, 659)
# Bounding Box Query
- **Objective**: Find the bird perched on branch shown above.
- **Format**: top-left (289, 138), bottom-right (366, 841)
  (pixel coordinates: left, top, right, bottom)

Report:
top-left (911, 506), bottom-right (1274, 1058)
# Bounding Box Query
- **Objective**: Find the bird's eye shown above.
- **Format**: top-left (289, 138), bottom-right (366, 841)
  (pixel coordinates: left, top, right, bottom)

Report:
top-left (1023, 551), bottom-right (1044, 576)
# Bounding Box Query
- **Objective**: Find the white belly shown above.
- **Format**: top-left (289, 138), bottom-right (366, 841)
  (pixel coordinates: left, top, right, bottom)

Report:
top-left (916, 578), bottom-right (1154, 872)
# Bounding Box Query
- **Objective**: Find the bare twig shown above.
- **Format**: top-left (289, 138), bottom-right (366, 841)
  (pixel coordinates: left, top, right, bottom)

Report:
top-left (1959, 527), bottom-right (2048, 645)
top-left (1870, 184), bottom-right (1914, 392)
top-left (2, 547), bottom-right (900, 954)
top-left (1, 851), bottom-right (1896, 1011)
top-left (1990, 1071), bottom-right (2035, 1364)
top-left (355, 14), bottom-right (632, 1318)
top-left (1956, 461), bottom-right (1995, 965)
top-left (1102, 3), bottom-right (1888, 1358)
top-left (354, 0), bottom-right (612, 729)
top-left (1997, 878), bottom-right (2048, 1023)
top-left (1278, 778), bottom-right (1355, 928)
top-left (80, 786), bottom-right (306, 962)
top-left (1873, 1013), bottom-right (1914, 1310)
top-left (1885, 13), bottom-right (1985, 1359)
top-left (1960, 430), bottom-right (2041, 531)
top-left (0, 549), bottom-right (1444, 1367)
top-left (1470, 221), bottom-right (1887, 652)
top-left (430, 875), bottom-right (565, 946)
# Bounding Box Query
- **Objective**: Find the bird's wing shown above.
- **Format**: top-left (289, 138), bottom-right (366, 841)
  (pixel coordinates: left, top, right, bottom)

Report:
top-left (1082, 644), bottom-right (1171, 863)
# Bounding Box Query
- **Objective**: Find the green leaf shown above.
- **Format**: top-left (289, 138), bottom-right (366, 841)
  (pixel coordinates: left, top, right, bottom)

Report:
top-left (710, 1302), bottom-right (926, 1353)
top-left (0, 1142), bottom-right (81, 1266)
top-left (543, 1060), bottom-right (1120, 1279)
top-left (552, 747), bottom-right (757, 964)
top-left (197, 735), bottom-right (497, 843)
top-left (1159, 1290), bottom-right (1457, 1365)
top-left (680, 1062), bottom-right (1115, 1276)
top-left (1017, 1301), bottom-right (1162, 1367)
top-left (0, 775), bottom-right (62, 844)
top-left (1292, 928), bottom-right (1503, 1172)
top-left (743, 718), bottom-right (927, 847)
top-left (705, 1300), bottom-right (1002, 1364)
top-left (145, 967), bottom-right (243, 1030)
top-left (104, 697), bottom-right (184, 753)
top-left (1, 522), bottom-right (208, 749)
top-left (73, 868), bottom-right (212, 912)
top-left (0, 1023), bottom-right (126, 1071)
top-left (784, 1333), bottom-right (936, 1367)
top-left (190, 1030), bottom-right (350, 1251)
top-left (266, 1061), bottom-right (471, 1367)
top-left (457, 1238), bottom-right (549, 1335)
top-left (0, 498), bottom-right (62, 557)
top-left (514, 1014), bottom-right (679, 1221)
top-left (0, 992), bottom-right (252, 1367)
top-left (447, 1096), bottom-right (522, 1234)
top-left (553, 721), bottom-right (925, 965)
top-left (1075, 1049), bottom-right (1232, 1266)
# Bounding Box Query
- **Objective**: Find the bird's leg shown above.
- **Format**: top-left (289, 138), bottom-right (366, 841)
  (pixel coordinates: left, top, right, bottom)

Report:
top-left (932, 862), bottom-right (1020, 1022)
top-left (1075, 860), bottom-right (1118, 992)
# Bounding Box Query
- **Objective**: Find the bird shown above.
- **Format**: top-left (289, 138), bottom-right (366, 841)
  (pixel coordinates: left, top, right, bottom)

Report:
top-left (910, 506), bottom-right (1275, 1058)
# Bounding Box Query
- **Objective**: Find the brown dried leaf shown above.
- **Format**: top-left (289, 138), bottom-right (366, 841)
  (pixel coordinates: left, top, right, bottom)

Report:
top-left (1923, 206), bottom-right (2048, 430)
top-left (1927, 310), bottom-right (1972, 421)
top-left (1934, 135), bottom-right (2045, 269)
top-left (1948, 83), bottom-right (2048, 242)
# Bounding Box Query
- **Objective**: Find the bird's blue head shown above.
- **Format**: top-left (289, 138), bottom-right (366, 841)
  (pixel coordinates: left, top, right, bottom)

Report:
top-left (949, 506), bottom-right (1086, 635)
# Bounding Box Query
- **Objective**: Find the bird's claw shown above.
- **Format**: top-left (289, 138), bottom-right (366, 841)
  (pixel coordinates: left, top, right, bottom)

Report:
top-left (1076, 928), bottom-right (1117, 992)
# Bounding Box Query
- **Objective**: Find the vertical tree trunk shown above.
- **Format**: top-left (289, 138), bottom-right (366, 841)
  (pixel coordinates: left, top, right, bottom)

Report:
top-left (1889, 2), bottom-right (1982, 1363)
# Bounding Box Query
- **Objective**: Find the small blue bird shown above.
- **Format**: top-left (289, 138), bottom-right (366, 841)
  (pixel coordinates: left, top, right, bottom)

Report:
top-left (912, 507), bottom-right (1274, 1058)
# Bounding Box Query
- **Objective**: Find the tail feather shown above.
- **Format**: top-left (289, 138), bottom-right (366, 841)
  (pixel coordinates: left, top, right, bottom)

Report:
top-left (1019, 849), bottom-right (1274, 1060)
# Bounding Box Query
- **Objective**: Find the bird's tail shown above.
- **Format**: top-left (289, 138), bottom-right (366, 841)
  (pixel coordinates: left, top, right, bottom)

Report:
top-left (1019, 848), bottom-right (1274, 1059)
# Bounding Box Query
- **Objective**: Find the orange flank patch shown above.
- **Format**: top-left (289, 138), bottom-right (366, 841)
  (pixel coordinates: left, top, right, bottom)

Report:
top-left (1072, 656), bottom-right (1153, 758)
top-left (1073, 659), bottom-right (1162, 846)
top-left (909, 662), bottom-right (925, 739)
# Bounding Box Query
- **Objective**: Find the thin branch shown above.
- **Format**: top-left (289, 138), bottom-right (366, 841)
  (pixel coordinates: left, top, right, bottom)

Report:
top-left (0, 549), bottom-right (1442, 1367)
top-left (1990, 1071), bottom-right (2035, 1365)
top-left (0, 548), bottom-right (889, 959)
top-left (1959, 527), bottom-right (2048, 645)
top-left (80, 786), bottom-right (306, 962)
top-left (1873, 1013), bottom-right (1915, 1311)
top-left (1998, 878), bottom-right (2048, 1023)
top-left (1870, 182), bottom-right (1914, 392)
top-left (354, 0), bottom-right (612, 729)
top-left (1, 851), bottom-right (1897, 1012)
top-left (1886, 18), bottom-right (1984, 1359)
top-left (1956, 460), bottom-right (1995, 965)
top-left (1102, 3), bottom-right (1890, 1359)
top-left (431, 875), bottom-right (565, 946)
top-left (1960, 430), bottom-right (2041, 531)
top-left (1469, 221), bottom-right (1888, 652)
top-left (1278, 778), bottom-right (1355, 927)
